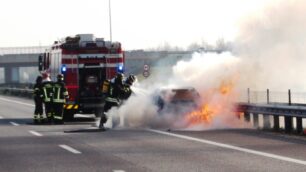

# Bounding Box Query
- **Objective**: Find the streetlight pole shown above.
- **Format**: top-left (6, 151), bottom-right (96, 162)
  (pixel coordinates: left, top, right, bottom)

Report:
top-left (109, 0), bottom-right (112, 42)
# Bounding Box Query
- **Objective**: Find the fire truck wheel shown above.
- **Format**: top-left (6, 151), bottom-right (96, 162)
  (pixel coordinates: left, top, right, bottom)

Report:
top-left (64, 111), bottom-right (74, 121)
top-left (94, 109), bottom-right (103, 117)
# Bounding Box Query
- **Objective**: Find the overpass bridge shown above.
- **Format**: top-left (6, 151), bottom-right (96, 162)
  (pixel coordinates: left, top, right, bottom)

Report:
top-left (0, 46), bottom-right (193, 84)
top-left (0, 46), bottom-right (49, 84)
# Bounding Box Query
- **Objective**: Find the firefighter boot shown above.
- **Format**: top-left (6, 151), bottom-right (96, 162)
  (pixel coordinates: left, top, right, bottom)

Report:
top-left (33, 114), bottom-right (39, 124)
top-left (98, 113), bottom-right (107, 131)
top-left (46, 113), bottom-right (53, 124)
top-left (38, 114), bottom-right (44, 124)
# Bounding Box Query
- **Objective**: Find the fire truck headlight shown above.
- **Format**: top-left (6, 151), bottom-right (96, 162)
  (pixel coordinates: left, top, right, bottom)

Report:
top-left (61, 65), bottom-right (67, 73)
top-left (117, 65), bottom-right (124, 73)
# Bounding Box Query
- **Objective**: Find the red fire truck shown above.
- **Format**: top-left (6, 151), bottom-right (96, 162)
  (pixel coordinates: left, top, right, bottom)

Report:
top-left (38, 34), bottom-right (125, 120)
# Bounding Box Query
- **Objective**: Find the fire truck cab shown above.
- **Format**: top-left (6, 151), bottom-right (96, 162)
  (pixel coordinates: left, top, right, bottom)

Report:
top-left (38, 34), bottom-right (124, 120)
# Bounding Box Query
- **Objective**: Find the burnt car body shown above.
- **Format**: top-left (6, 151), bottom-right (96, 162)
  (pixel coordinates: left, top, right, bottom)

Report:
top-left (154, 87), bottom-right (200, 115)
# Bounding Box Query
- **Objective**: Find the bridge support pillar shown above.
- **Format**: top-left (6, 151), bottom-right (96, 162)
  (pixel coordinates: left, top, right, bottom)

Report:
top-left (253, 113), bottom-right (259, 128)
top-left (4, 67), bottom-right (20, 84)
top-left (296, 117), bottom-right (303, 134)
top-left (273, 115), bottom-right (279, 131)
top-left (263, 114), bottom-right (270, 129)
top-left (244, 112), bottom-right (250, 122)
top-left (284, 116), bottom-right (293, 133)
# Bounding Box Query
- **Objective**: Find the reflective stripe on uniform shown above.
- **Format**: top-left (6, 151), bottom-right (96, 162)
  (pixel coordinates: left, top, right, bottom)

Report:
top-left (43, 88), bottom-right (51, 102)
top-left (53, 99), bottom-right (65, 103)
top-left (105, 97), bottom-right (119, 103)
top-left (47, 113), bottom-right (52, 117)
top-left (56, 87), bottom-right (61, 101)
top-left (53, 86), bottom-right (66, 103)
top-left (54, 116), bottom-right (63, 120)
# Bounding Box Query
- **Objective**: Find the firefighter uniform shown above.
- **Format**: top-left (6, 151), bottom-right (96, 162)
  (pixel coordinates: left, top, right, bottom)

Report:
top-left (99, 73), bottom-right (127, 129)
top-left (33, 76), bottom-right (44, 124)
top-left (53, 74), bottom-right (69, 124)
top-left (122, 74), bottom-right (136, 100)
top-left (42, 79), bottom-right (54, 123)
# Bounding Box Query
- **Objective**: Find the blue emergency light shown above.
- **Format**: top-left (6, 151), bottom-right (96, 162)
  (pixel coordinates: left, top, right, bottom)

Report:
top-left (61, 65), bottom-right (67, 73)
top-left (117, 65), bottom-right (124, 73)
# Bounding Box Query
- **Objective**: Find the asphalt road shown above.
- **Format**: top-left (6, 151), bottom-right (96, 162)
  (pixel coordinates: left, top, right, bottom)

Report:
top-left (1, 95), bottom-right (306, 172)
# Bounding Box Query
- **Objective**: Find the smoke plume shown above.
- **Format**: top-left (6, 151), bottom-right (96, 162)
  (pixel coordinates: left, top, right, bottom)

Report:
top-left (105, 52), bottom-right (247, 130)
top-left (234, 0), bottom-right (306, 91)
top-left (106, 0), bottom-right (304, 130)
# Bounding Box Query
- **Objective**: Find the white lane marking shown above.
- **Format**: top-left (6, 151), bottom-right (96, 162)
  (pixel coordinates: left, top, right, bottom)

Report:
top-left (148, 129), bottom-right (306, 166)
top-left (59, 145), bottom-right (82, 154)
top-left (29, 130), bottom-right (43, 137)
top-left (0, 97), bottom-right (34, 107)
top-left (113, 170), bottom-right (126, 172)
top-left (10, 121), bottom-right (20, 126)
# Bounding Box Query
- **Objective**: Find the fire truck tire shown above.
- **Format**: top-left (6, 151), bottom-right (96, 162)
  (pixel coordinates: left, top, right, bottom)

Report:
top-left (94, 109), bottom-right (103, 117)
top-left (64, 111), bottom-right (74, 121)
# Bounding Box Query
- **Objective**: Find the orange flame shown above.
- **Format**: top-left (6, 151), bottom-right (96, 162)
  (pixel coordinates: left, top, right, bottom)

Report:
top-left (184, 78), bottom-right (237, 127)
top-left (185, 104), bottom-right (214, 125)
top-left (219, 80), bottom-right (234, 95)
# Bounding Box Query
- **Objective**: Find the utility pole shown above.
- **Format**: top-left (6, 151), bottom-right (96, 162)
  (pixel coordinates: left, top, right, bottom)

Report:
top-left (109, 0), bottom-right (112, 42)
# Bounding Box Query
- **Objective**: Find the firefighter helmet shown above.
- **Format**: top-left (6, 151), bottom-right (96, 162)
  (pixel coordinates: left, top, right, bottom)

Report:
top-left (115, 73), bottom-right (124, 85)
top-left (57, 74), bottom-right (64, 81)
top-left (36, 75), bottom-right (43, 84)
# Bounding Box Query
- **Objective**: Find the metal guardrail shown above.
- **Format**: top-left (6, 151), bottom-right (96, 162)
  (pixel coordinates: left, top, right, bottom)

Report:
top-left (0, 87), bottom-right (33, 98)
top-left (236, 89), bottom-right (306, 135)
top-left (236, 102), bottom-right (306, 134)
top-left (239, 88), bottom-right (306, 105)
top-left (235, 88), bottom-right (306, 134)
top-left (237, 102), bottom-right (306, 118)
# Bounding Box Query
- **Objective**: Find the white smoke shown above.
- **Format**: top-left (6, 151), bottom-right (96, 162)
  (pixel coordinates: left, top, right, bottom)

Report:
top-left (235, 0), bottom-right (306, 91)
top-left (104, 1), bottom-right (304, 130)
top-left (106, 52), bottom-right (247, 130)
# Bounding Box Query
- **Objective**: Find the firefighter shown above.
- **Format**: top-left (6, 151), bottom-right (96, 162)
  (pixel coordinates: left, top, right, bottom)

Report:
top-left (41, 73), bottom-right (54, 124)
top-left (53, 74), bottom-right (69, 124)
top-left (99, 73), bottom-right (126, 130)
top-left (122, 74), bottom-right (136, 100)
top-left (33, 75), bottom-right (44, 124)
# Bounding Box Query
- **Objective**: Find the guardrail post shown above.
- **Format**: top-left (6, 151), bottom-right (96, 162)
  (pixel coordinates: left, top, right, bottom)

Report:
top-left (253, 113), bottom-right (259, 128)
top-left (263, 114), bottom-right (270, 129)
top-left (273, 115), bottom-right (279, 130)
top-left (284, 116), bottom-right (293, 133)
top-left (288, 89), bottom-right (291, 105)
top-left (296, 117), bottom-right (303, 134)
top-left (267, 89), bottom-right (270, 104)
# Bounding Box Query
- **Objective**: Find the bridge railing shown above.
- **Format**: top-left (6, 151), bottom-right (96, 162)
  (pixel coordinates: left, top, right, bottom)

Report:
top-left (0, 46), bottom-right (50, 55)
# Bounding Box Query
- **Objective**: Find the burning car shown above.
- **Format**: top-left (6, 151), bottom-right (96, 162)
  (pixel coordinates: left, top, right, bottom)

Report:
top-left (154, 87), bottom-right (201, 115)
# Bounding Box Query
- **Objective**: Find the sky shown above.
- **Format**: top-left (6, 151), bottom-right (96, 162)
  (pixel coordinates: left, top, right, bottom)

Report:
top-left (0, 0), bottom-right (273, 50)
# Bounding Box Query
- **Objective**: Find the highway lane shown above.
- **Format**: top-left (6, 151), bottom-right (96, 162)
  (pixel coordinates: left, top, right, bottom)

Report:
top-left (1, 95), bottom-right (306, 172)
